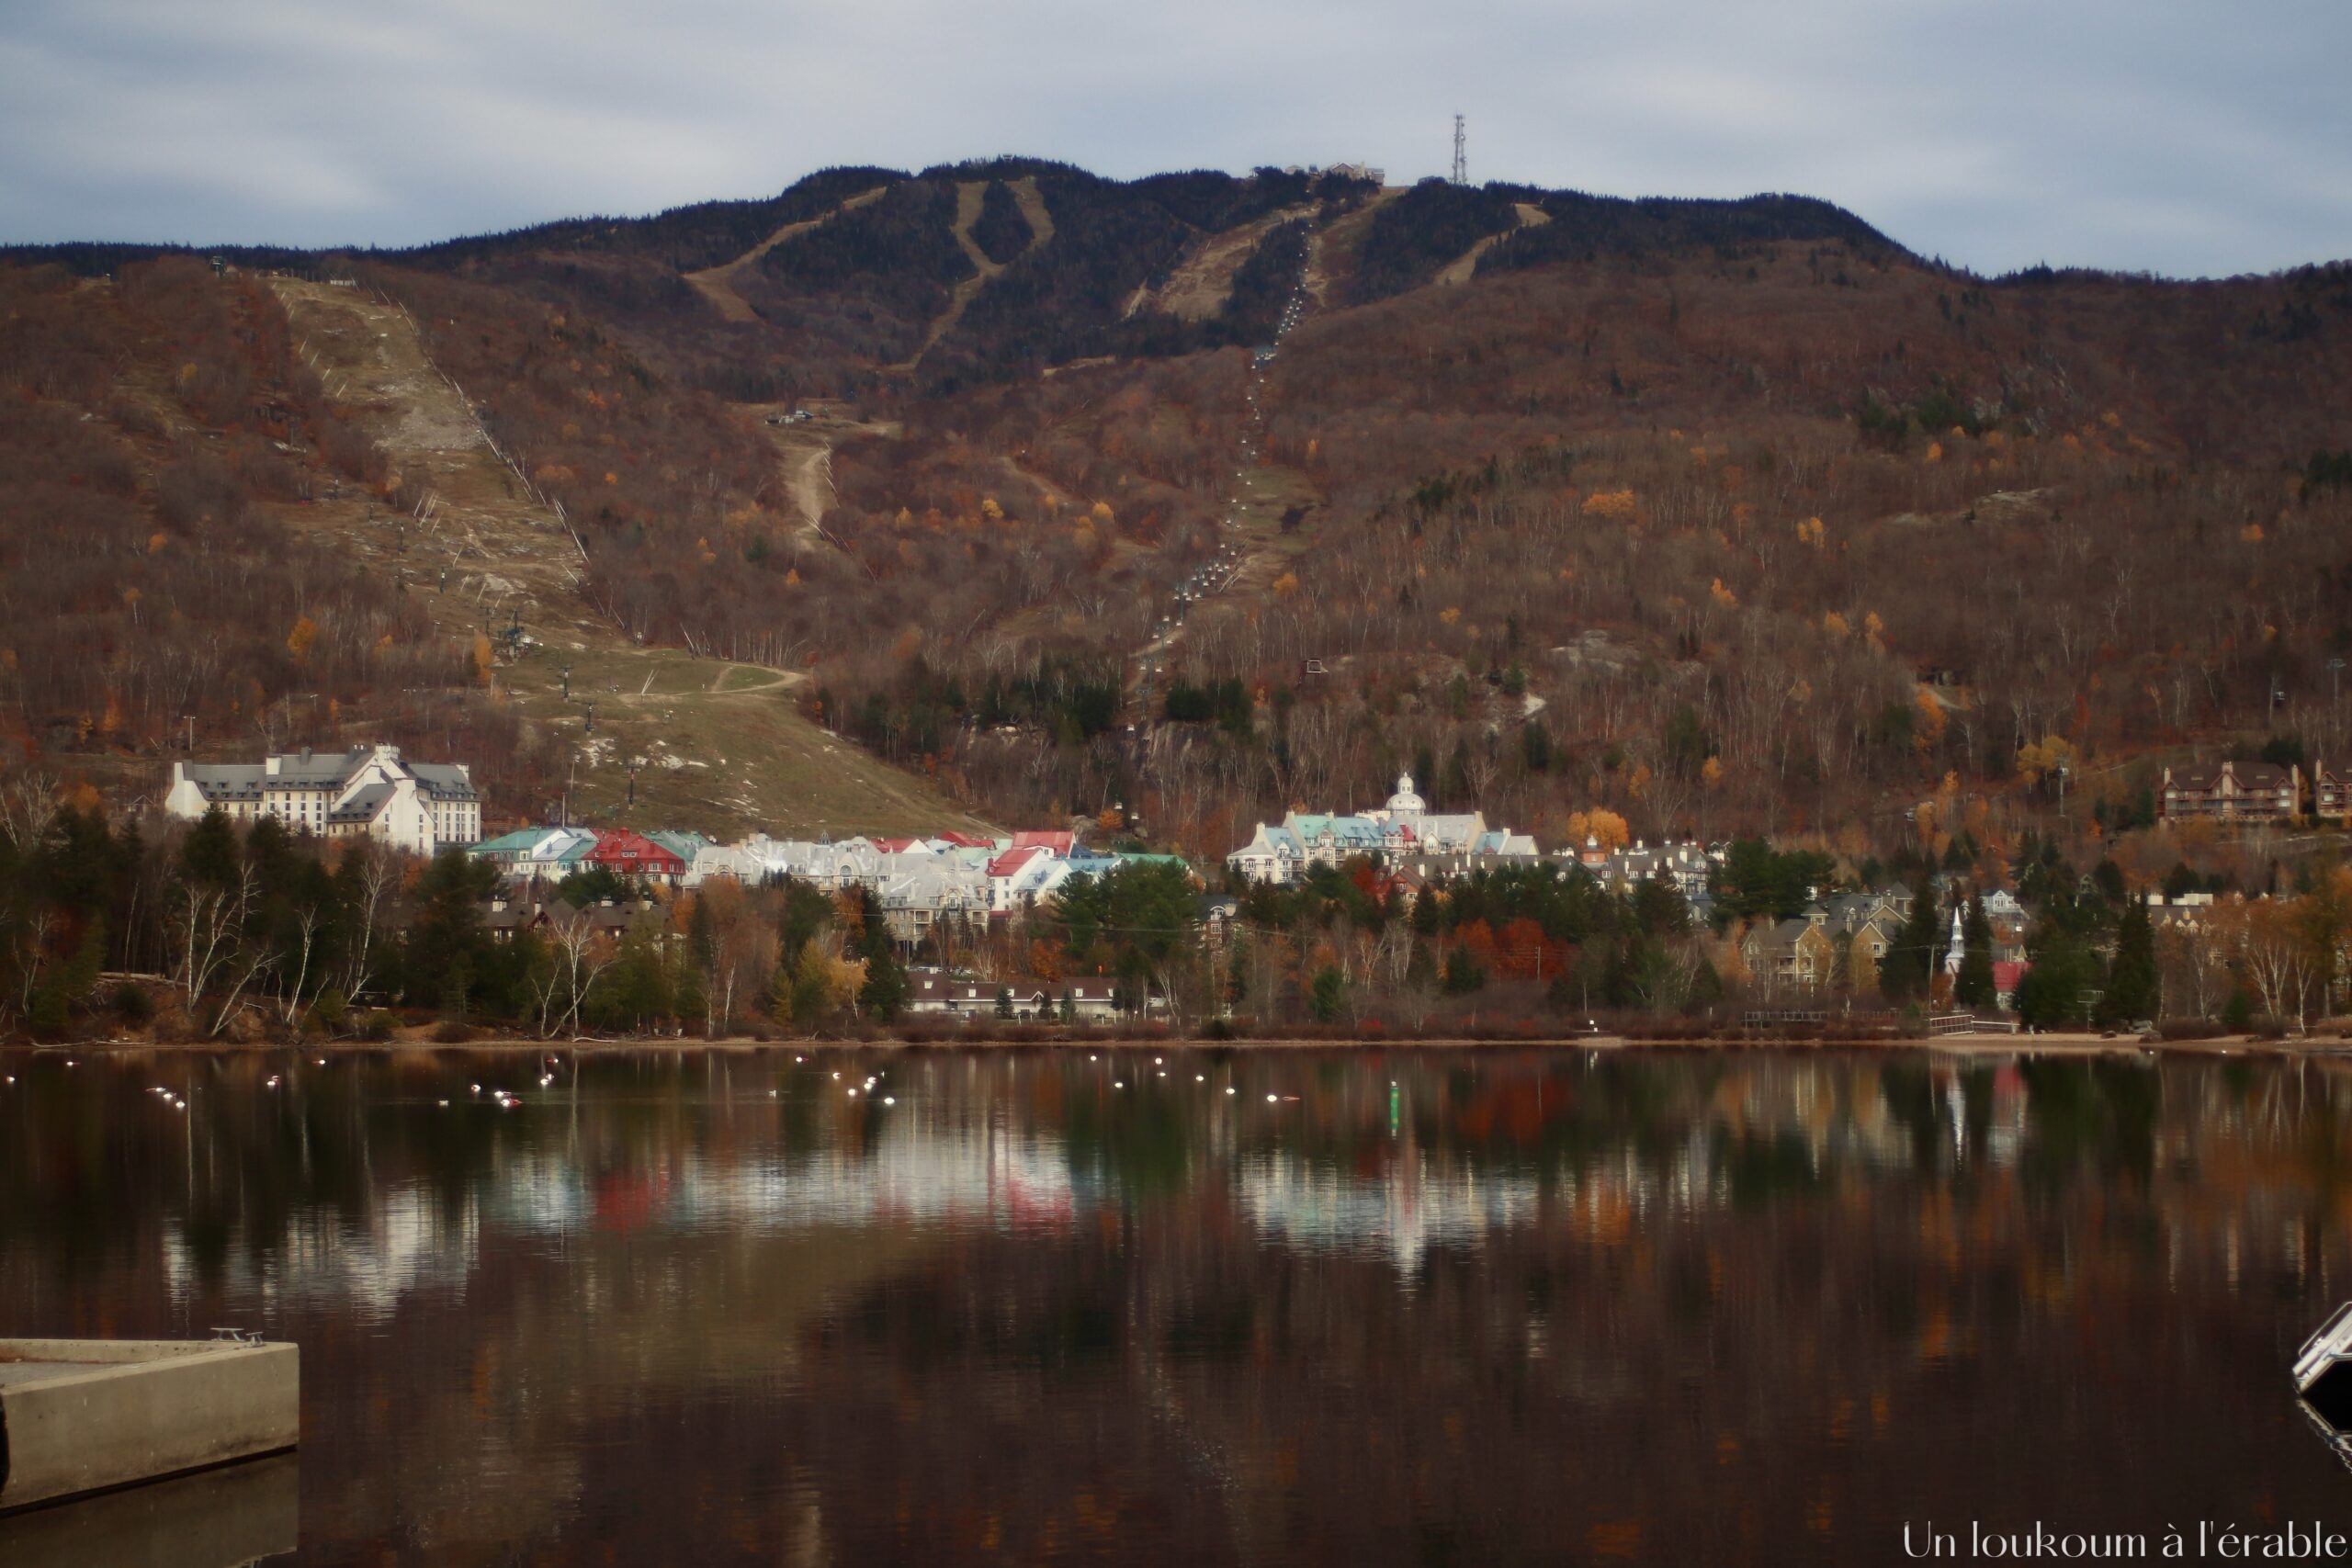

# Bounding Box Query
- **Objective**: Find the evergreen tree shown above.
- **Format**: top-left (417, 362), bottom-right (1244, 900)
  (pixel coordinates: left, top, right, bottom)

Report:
top-left (2014, 927), bottom-right (2097, 1030)
top-left (1954, 896), bottom-right (1996, 1009)
top-left (179, 807), bottom-right (241, 887)
top-left (1882, 893), bottom-right (1942, 1002)
top-left (853, 890), bottom-right (910, 1021)
top-left (1310, 966), bottom-right (1345, 1022)
top-left (2098, 897), bottom-right (2159, 1027)
top-left (1442, 945), bottom-right (1486, 995)
top-left (995, 986), bottom-right (1015, 1020)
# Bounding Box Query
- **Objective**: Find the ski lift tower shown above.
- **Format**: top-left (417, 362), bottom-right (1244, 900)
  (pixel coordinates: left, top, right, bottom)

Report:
top-left (1452, 115), bottom-right (1467, 186)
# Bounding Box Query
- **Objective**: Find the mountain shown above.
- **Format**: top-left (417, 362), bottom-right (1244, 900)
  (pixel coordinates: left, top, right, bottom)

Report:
top-left (7, 162), bottom-right (2352, 877)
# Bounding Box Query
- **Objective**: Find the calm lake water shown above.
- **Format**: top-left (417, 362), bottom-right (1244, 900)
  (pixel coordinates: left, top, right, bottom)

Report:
top-left (5, 1045), bottom-right (2352, 1564)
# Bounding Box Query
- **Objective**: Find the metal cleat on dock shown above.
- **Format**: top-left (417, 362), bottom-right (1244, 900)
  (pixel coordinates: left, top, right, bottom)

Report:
top-left (2293, 1303), bottom-right (2352, 1458)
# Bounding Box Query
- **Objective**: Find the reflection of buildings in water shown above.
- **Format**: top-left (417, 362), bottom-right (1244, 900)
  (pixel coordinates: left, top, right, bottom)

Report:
top-left (164, 1182), bottom-right (481, 1320)
top-left (487, 1125), bottom-right (1083, 1236)
top-left (1238, 1153), bottom-right (1544, 1274)
top-left (163, 1118), bottom-right (1083, 1329)
top-left (1986, 1062), bottom-right (2030, 1168)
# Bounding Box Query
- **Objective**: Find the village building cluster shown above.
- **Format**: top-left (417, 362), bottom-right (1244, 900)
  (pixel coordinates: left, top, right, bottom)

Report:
top-left (153, 751), bottom-right (2352, 1025)
top-left (464, 823), bottom-right (1192, 949)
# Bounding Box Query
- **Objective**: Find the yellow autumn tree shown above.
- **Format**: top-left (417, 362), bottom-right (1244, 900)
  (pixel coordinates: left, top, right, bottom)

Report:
top-left (2016, 735), bottom-right (2075, 785)
top-left (1913, 689), bottom-right (1948, 752)
top-left (472, 632), bottom-right (494, 683)
top-left (1567, 808), bottom-right (1631, 850)
top-left (1580, 489), bottom-right (1637, 521)
top-left (286, 615), bottom-right (320, 660)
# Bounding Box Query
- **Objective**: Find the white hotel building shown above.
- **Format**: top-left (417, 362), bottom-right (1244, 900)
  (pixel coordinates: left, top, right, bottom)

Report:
top-left (164, 745), bottom-right (481, 856)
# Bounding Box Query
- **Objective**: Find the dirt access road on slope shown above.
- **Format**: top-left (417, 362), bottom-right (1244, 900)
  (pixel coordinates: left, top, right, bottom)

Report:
top-left (741, 403), bottom-right (901, 554)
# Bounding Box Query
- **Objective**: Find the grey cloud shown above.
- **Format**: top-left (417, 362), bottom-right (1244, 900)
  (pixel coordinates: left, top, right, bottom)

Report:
top-left (3, 0), bottom-right (2347, 276)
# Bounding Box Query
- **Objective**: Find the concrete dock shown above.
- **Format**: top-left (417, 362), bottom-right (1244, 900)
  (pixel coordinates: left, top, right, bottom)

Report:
top-left (0, 1338), bottom-right (299, 1513)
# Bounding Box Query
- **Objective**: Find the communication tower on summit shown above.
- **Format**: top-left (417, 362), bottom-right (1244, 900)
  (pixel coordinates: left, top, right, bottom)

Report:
top-left (1452, 114), bottom-right (1467, 185)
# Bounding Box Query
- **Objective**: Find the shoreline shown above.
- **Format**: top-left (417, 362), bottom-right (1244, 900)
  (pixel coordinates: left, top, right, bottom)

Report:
top-left (8, 1033), bottom-right (2349, 1060)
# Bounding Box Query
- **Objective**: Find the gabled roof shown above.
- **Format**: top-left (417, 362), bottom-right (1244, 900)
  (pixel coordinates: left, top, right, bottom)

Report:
top-left (266, 749), bottom-right (368, 787)
top-left (587, 829), bottom-right (685, 867)
top-left (988, 846), bottom-right (1046, 878)
top-left (469, 829), bottom-right (550, 856)
top-left (645, 829), bottom-right (710, 862)
top-left (180, 763), bottom-right (265, 800)
top-left (327, 782), bottom-right (396, 823)
top-left (408, 761), bottom-right (478, 800)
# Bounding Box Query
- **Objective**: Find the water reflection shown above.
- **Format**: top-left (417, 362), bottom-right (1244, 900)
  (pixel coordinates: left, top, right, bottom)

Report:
top-left (3, 1047), bottom-right (2350, 1563)
top-left (0, 1450), bottom-right (299, 1568)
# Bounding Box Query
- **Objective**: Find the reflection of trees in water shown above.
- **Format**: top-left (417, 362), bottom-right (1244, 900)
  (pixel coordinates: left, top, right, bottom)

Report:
top-left (5, 1050), bottom-right (2352, 1562)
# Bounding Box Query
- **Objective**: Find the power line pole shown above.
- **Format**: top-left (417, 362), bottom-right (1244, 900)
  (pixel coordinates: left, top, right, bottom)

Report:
top-left (1452, 114), bottom-right (1467, 186)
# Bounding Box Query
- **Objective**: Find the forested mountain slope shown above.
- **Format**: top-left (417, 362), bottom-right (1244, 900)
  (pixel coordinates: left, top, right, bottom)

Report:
top-left (9, 163), bottom-right (2352, 873)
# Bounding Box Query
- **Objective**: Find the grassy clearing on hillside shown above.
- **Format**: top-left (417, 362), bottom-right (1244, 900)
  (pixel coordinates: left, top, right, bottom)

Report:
top-left (497, 643), bottom-right (992, 838)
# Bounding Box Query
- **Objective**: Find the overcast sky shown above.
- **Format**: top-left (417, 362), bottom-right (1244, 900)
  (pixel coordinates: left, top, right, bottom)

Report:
top-left (4, 0), bottom-right (2347, 277)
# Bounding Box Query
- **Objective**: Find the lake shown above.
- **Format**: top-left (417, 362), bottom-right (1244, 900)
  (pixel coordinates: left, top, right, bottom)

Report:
top-left (3, 1045), bottom-right (2350, 1564)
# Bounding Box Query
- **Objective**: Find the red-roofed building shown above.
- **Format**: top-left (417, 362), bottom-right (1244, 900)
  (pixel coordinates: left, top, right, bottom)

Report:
top-left (936, 830), bottom-right (996, 850)
top-left (987, 844), bottom-right (1070, 914)
top-left (987, 845), bottom-right (1045, 879)
top-left (871, 836), bottom-right (923, 854)
top-left (1011, 829), bottom-right (1076, 855)
top-left (1992, 960), bottom-right (2027, 1011)
top-left (584, 829), bottom-right (687, 883)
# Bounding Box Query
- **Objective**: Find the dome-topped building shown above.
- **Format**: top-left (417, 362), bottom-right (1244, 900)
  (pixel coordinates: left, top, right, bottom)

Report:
top-left (1382, 773), bottom-right (1426, 816)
